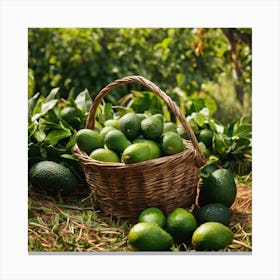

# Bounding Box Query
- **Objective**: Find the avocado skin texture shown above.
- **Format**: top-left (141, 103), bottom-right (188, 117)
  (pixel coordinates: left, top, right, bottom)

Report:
top-left (128, 222), bottom-right (173, 251)
top-left (29, 161), bottom-right (77, 195)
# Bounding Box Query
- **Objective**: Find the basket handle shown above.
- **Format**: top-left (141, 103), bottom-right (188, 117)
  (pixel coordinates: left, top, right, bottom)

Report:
top-left (86, 75), bottom-right (205, 166)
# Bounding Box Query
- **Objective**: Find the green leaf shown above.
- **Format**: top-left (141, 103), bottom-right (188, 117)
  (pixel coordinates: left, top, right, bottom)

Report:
top-left (235, 137), bottom-right (251, 147)
top-left (192, 112), bottom-right (205, 127)
top-left (75, 89), bottom-right (92, 112)
top-left (47, 109), bottom-right (60, 124)
top-left (45, 129), bottom-right (72, 146)
top-left (112, 105), bottom-right (133, 117)
top-left (176, 73), bottom-right (184, 87)
top-left (32, 119), bottom-right (48, 143)
top-left (199, 107), bottom-right (210, 117)
top-left (40, 119), bottom-right (62, 130)
top-left (130, 91), bottom-right (162, 114)
top-left (104, 103), bottom-right (113, 120)
top-left (31, 99), bottom-right (59, 121)
top-left (44, 87), bottom-right (60, 102)
top-left (41, 99), bottom-right (59, 115)
top-left (233, 124), bottom-right (252, 138)
top-left (204, 97), bottom-right (217, 115)
top-left (191, 98), bottom-right (205, 112)
top-left (161, 37), bottom-right (172, 49)
top-left (209, 119), bottom-right (224, 134)
top-left (225, 121), bottom-right (235, 137)
top-left (61, 154), bottom-right (76, 160)
top-left (65, 133), bottom-right (77, 151)
top-left (66, 97), bottom-right (80, 110)
top-left (34, 129), bottom-right (46, 143)
top-left (28, 92), bottom-right (41, 120)
top-left (231, 137), bottom-right (251, 155)
top-left (28, 121), bottom-right (38, 139)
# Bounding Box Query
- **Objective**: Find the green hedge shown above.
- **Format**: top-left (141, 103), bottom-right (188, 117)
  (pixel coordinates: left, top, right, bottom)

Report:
top-left (28, 28), bottom-right (251, 123)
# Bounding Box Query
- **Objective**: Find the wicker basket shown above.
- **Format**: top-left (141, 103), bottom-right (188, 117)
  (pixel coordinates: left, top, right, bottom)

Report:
top-left (74, 76), bottom-right (205, 221)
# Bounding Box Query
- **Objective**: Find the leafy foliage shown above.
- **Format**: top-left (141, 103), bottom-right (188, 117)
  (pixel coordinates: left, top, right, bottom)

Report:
top-left (28, 28), bottom-right (252, 179)
top-left (28, 85), bottom-right (251, 179)
top-left (190, 109), bottom-right (252, 175)
top-left (28, 88), bottom-right (92, 184)
top-left (28, 28), bottom-right (251, 124)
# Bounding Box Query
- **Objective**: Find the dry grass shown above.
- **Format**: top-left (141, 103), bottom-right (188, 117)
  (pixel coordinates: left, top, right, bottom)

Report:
top-left (28, 177), bottom-right (252, 253)
top-left (228, 179), bottom-right (252, 252)
top-left (28, 190), bottom-right (131, 252)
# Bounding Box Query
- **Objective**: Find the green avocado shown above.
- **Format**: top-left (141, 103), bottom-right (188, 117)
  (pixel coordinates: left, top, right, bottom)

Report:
top-left (128, 222), bottom-right (173, 251)
top-left (29, 161), bottom-right (77, 196)
top-left (104, 130), bottom-right (131, 154)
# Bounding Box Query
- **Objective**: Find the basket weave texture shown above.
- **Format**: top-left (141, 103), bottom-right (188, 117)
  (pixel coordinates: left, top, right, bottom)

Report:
top-left (74, 76), bottom-right (205, 221)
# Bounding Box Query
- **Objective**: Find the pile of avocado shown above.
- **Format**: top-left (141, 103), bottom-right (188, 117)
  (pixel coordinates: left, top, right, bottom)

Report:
top-left (127, 167), bottom-right (237, 251)
top-left (76, 112), bottom-right (187, 164)
top-left (128, 205), bottom-right (234, 251)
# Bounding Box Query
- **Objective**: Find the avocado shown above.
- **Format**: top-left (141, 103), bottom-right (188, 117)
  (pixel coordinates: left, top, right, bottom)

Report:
top-left (198, 168), bottom-right (237, 207)
top-left (121, 143), bottom-right (151, 164)
top-left (128, 222), bottom-right (173, 251)
top-left (160, 132), bottom-right (186, 156)
top-left (192, 222), bottom-right (234, 251)
top-left (166, 208), bottom-right (197, 242)
top-left (120, 112), bottom-right (141, 140)
top-left (133, 138), bottom-right (161, 159)
top-left (104, 118), bottom-right (120, 129)
top-left (138, 207), bottom-right (166, 228)
top-left (99, 126), bottom-right (116, 137)
top-left (195, 203), bottom-right (231, 226)
top-left (163, 122), bottom-right (177, 133)
top-left (89, 148), bottom-right (120, 163)
top-left (104, 130), bottom-right (131, 154)
top-left (141, 115), bottom-right (163, 140)
top-left (76, 129), bottom-right (104, 154)
top-left (29, 161), bottom-right (77, 195)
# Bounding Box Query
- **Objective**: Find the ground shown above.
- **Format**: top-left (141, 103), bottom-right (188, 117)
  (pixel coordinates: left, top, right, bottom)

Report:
top-left (28, 177), bottom-right (252, 252)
